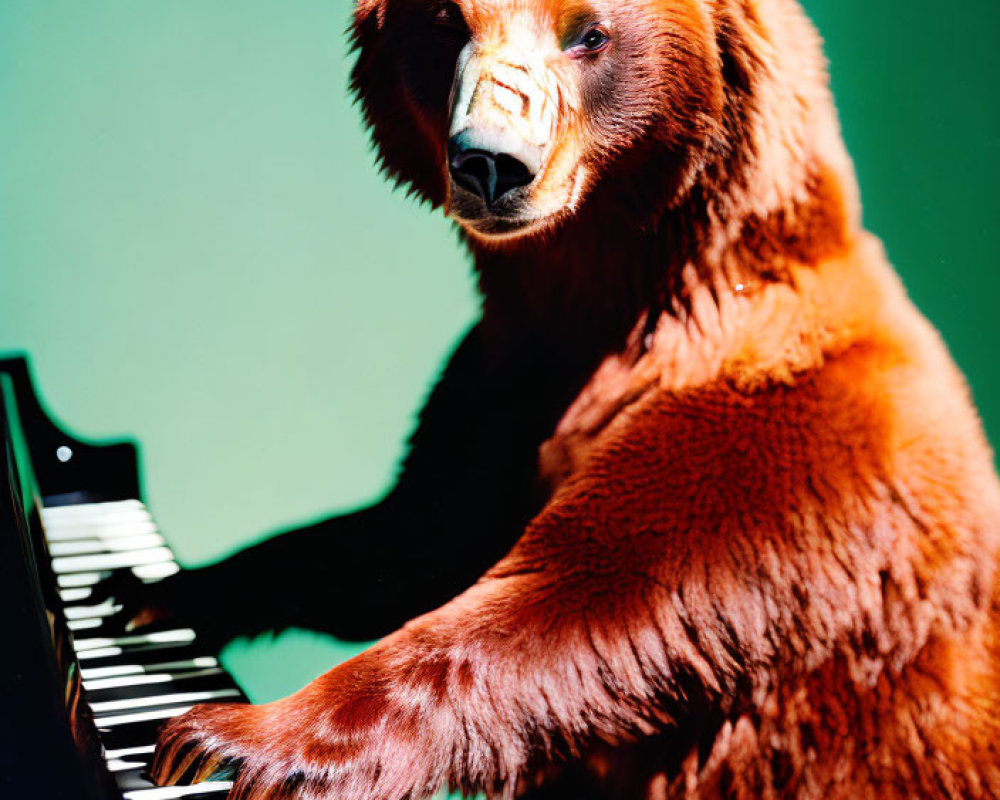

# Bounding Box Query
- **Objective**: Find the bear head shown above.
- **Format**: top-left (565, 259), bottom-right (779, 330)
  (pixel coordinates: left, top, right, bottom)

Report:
top-left (350, 0), bottom-right (857, 250)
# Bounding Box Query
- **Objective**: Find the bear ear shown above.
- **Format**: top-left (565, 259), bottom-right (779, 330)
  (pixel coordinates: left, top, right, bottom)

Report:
top-left (350, 0), bottom-right (452, 207)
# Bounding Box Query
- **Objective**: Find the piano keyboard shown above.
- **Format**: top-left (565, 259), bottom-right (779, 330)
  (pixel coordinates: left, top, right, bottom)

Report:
top-left (43, 499), bottom-right (241, 800)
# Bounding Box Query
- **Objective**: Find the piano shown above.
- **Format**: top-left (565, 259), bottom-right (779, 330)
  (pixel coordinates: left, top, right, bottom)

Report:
top-left (0, 356), bottom-right (243, 800)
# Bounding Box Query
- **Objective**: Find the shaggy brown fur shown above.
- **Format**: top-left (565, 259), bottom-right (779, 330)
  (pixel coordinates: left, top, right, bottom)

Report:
top-left (149, 0), bottom-right (1000, 797)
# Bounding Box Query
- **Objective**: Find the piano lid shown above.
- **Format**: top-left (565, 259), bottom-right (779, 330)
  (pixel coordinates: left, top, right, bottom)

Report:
top-left (0, 356), bottom-right (141, 505)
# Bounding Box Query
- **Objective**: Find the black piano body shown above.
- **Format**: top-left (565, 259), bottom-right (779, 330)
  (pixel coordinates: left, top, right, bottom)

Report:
top-left (0, 356), bottom-right (241, 800)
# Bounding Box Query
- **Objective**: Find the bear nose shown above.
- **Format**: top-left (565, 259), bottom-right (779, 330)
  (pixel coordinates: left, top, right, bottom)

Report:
top-left (448, 134), bottom-right (536, 206)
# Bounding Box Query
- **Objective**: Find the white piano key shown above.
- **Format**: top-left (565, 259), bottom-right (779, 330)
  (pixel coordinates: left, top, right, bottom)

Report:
top-left (67, 617), bottom-right (104, 631)
top-left (43, 499), bottom-right (146, 517)
top-left (83, 663), bottom-right (145, 679)
top-left (49, 539), bottom-right (97, 555)
top-left (59, 587), bottom-right (93, 603)
top-left (84, 667), bottom-right (223, 691)
top-left (133, 561), bottom-right (181, 580)
top-left (43, 499), bottom-right (244, 800)
top-left (42, 500), bottom-right (148, 521)
top-left (96, 705), bottom-right (194, 727)
top-left (58, 572), bottom-right (105, 587)
top-left (64, 599), bottom-right (119, 620)
top-left (104, 744), bottom-right (156, 759)
top-left (81, 656), bottom-right (218, 680)
top-left (44, 501), bottom-right (152, 523)
top-left (123, 783), bottom-right (233, 800)
top-left (52, 546), bottom-right (174, 574)
top-left (46, 509), bottom-right (153, 525)
top-left (44, 500), bottom-right (152, 524)
top-left (76, 637), bottom-right (126, 652)
top-left (45, 504), bottom-right (152, 521)
top-left (78, 646), bottom-right (123, 660)
top-left (90, 688), bottom-right (240, 714)
top-left (75, 628), bottom-right (196, 651)
top-left (107, 758), bottom-right (148, 772)
top-left (58, 562), bottom-right (179, 588)
top-left (44, 519), bottom-right (158, 541)
top-left (83, 671), bottom-right (171, 691)
top-left (49, 533), bottom-right (165, 556)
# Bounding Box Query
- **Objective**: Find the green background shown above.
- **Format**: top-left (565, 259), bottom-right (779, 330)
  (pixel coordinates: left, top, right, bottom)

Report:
top-left (1, 2), bottom-right (998, 704)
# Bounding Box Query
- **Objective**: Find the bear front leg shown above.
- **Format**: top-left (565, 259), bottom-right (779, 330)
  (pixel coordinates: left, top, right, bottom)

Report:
top-left (150, 560), bottom-right (678, 800)
top-left (151, 371), bottom-right (987, 800)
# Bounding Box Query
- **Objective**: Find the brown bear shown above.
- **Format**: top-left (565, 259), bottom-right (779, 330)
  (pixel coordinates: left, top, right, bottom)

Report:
top-left (144, 0), bottom-right (1000, 797)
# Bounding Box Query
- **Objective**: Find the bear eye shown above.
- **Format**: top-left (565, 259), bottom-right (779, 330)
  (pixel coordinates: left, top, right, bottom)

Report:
top-left (566, 23), bottom-right (611, 58)
top-left (434, 1), bottom-right (468, 33)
